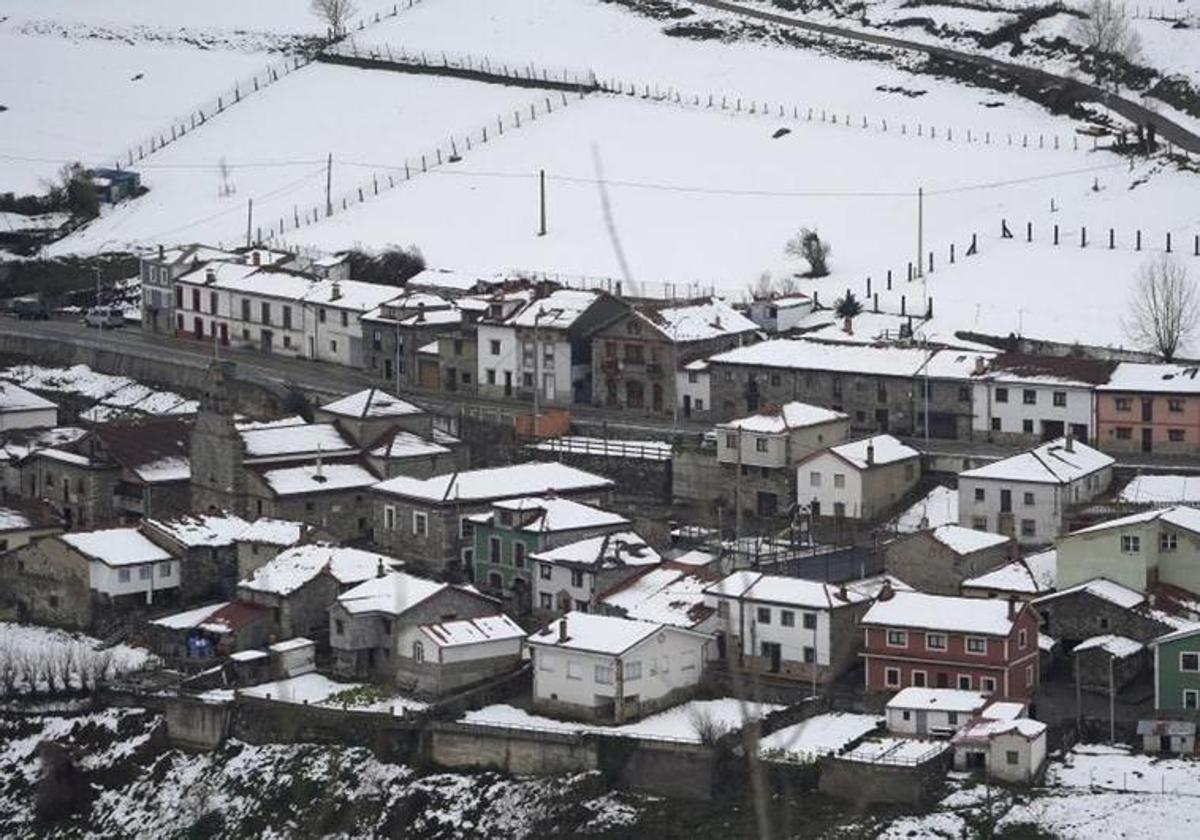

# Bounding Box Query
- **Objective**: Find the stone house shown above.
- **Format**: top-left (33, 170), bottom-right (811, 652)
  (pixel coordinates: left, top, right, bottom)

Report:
top-left (314, 388), bottom-right (432, 446)
top-left (434, 327), bottom-right (479, 397)
top-left (371, 462), bottom-right (614, 577)
top-left (234, 517), bottom-right (315, 579)
top-left (238, 544), bottom-right (403, 643)
top-left (361, 292), bottom-right (466, 390)
top-left (715, 401), bottom-right (850, 520)
top-left (885, 526), bottom-right (1012, 596)
top-left (531, 531), bottom-right (661, 617)
top-left (705, 339), bottom-right (982, 439)
top-left (1055, 506), bottom-right (1200, 595)
top-left (469, 495), bottom-right (629, 610)
top-left (393, 614), bottom-right (526, 698)
top-left (0, 534), bottom-right (93, 629)
top-left (959, 548), bottom-right (1058, 602)
top-left (147, 600), bottom-right (276, 662)
top-left (527, 611), bottom-right (711, 723)
top-left (329, 570), bottom-right (500, 685)
top-left (795, 435), bottom-right (922, 522)
top-left (704, 570), bottom-right (871, 685)
top-left (957, 437), bottom-right (1114, 546)
top-left (190, 361), bottom-right (251, 518)
top-left (246, 459), bottom-right (378, 541)
top-left (1150, 625), bottom-right (1200, 714)
top-left (1096, 362), bottom-right (1200, 455)
top-left (591, 298), bottom-right (759, 418)
top-left (0, 500), bottom-right (63, 555)
top-left (1031, 578), bottom-right (1181, 646)
top-left (141, 512), bottom-right (250, 602)
top-left (1072, 634), bottom-right (1147, 691)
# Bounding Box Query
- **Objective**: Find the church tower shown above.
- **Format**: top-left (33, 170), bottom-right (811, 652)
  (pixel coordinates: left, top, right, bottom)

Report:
top-left (190, 360), bottom-right (250, 517)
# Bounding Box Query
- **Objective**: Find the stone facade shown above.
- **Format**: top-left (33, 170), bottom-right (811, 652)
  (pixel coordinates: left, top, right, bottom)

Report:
top-left (238, 574), bottom-right (340, 643)
top-left (190, 362), bottom-right (250, 518)
top-left (0, 537), bottom-right (92, 629)
top-left (1033, 588), bottom-right (1173, 645)
top-left (885, 531), bottom-right (1012, 596)
top-left (245, 474), bottom-right (374, 543)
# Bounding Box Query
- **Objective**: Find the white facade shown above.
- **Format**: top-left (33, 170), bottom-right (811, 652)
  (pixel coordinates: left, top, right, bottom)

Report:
top-left (477, 323), bottom-right (521, 397)
top-left (89, 558), bottom-right (179, 600)
top-left (535, 561), bottom-right (599, 613)
top-left (676, 362), bottom-right (711, 418)
top-left (395, 623), bottom-right (522, 665)
top-left (798, 451), bottom-right (866, 518)
top-left (973, 380), bottom-right (1095, 443)
top-left (303, 281), bottom-right (400, 368)
top-left (747, 297), bottom-right (813, 333)
top-left (0, 384), bottom-right (59, 432)
top-left (885, 689), bottom-right (988, 736)
top-left (718, 594), bottom-right (832, 665)
top-left (476, 323), bottom-right (572, 404)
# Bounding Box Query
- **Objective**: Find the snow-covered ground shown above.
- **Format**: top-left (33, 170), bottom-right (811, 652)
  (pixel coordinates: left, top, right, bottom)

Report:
top-left (238, 672), bottom-right (429, 716)
top-left (0, 622), bottom-right (156, 695)
top-left (460, 698), bottom-right (784, 743)
top-left (758, 712), bottom-right (882, 763)
top-left (1049, 743), bottom-right (1200, 795)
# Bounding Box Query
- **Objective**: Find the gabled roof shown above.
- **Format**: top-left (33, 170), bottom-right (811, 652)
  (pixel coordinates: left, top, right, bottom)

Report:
top-left (981, 353), bottom-right (1116, 387)
top-left (704, 570), bottom-right (869, 609)
top-left (1119, 474), bottom-right (1200, 505)
top-left (144, 513), bottom-right (251, 548)
top-left (62, 528), bottom-right (172, 566)
top-left (1099, 362), bottom-right (1200, 394)
top-left (369, 430), bottom-right (451, 460)
top-left (530, 531), bottom-right (660, 570)
top-left (1032, 577), bottom-right (1145, 610)
top-left (962, 550), bottom-right (1057, 595)
top-left (240, 544), bottom-right (402, 596)
top-left (258, 461), bottom-right (379, 497)
top-left (239, 422), bottom-right (356, 461)
top-left (527, 611), bottom-right (701, 656)
top-left (814, 434), bottom-right (919, 470)
top-left (862, 591), bottom-right (1022, 636)
top-left (336, 571), bottom-right (489, 617)
top-left (320, 388), bottom-right (423, 420)
top-left (506, 289), bottom-right (601, 330)
top-left (886, 687), bottom-right (988, 713)
top-left (373, 462), bottom-right (613, 504)
top-left (1074, 634), bottom-right (1143, 658)
top-left (600, 563), bottom-right (718, 629)
top-left (959, 438), bottom-right (1113, 485)
top-left (928, 525), bottom-right (1009, 555)
top-left (0, 382), bottom-right (57, 413)
top-left (717, 401), bottom-right (847, 434)
top-left (237, 517), bottom-right (309, 547)
top-left (637, 297), bottom-right (759, 342)
top-left (90, 418), bottom-right (192, 479)
top-left (419, 614), bottom-right (525, 648)
top-left (1067, 506), bottom-right (1200, 538)
top-left (488, 496), bottom-right (629, 534)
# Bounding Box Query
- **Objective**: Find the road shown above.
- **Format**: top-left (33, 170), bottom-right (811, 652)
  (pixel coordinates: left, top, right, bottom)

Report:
top-left (692, 0), bottom-right (1200, 155)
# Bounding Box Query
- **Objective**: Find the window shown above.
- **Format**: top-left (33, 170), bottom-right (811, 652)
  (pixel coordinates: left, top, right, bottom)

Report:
top-left (1006, 750), bottom-right (1020, 766)
top-left (1161, 532), bottom-right (1178, 552)
top-left (335, 619), bottom-right (344, 635)
top-left (1026, 664), bottom-right (1035, 687)
top-left (780, 610), bottom-right (795, 628)
top-left (1181, 652), bottom-right (1200, 672)
top-left (412, 641), bottom-right (424, 662)
top-left (485, 369), bottom-right (496, 385)
top-left (158, 562), bottom-right (172, 578)
top-left (489, 340), bottom-right (501, 355)
top-left (966, 637), bottom-right (987, 655)
top-left (802, 612), bottom-right (817, 630)
top-left (595, 664), bottom-right (614, 684)
top-left (974, 488), bottom-right (985, 502)
top-left (1022, 419), bottom-right (1034, 434)
top-left (570, 569), bottom-right (585, 588)
top-left (1115, 397), bottom-right (1132, 411)
top-left (803, 646), bottom-right (815, 663)
top-left (834, 473), bottom-right (845, 489)
top-left (957, 674), bottom-right (973, 690)
top-left (724, 433), bottom-right (737, 449)
top-left (538, 652), bottom-right (554, 672)
top-left (319, 308), bottom-right (327, 323)
top-left (1169, 398), bottom-right (1185, 413)
top-left (341, 311), bottom-right (349, 328)
top-left (539, 593), bottom-right (552, 609)
top-left (926, 633), bottom-right (947, 650)
top-left (1185, 690), bottom-right (1200, 710)
top-left (911, 671), bottom-right (927, 687)
top-left (624, 661), bottom-right (642, 681)
top-left (514, 542), bottom-right (526, 568)
top-left (261, 302), bottom-right (271, 325)
top-left (991, 417), bottom-right (1001, 432)
top-left (1099, 616), bottom-right (1111, 631)
top-left (688, 371), bottom-right (699, 384)
top-left (330, 339), bottom-right (338, 354)
top-left (884, 667), bottom-right (900, 688)
top-left (539, 564), bottom-right (551, 580)
top-left (566, 661), bottom-right (583, 681)
top-left (981, 676), bottom-right (996, 694)
top-left (959, 386), bottom-right (971, 403)
top-left (412, 511), bottom-right (428, 537)
top-left (118, 568), bottom-right (131, 583)
top-left (1018, 629), bottom-right (1028, 648)
top-left (886, 629), bottom-right (908, 647)
top-left (995, 387), bottom-right (1008, 403)
top-left (757, 607), bottom-right (772, 624)
top-left (810, 471), bottom-right (822, 487)
top-left (1170, 429), bottom-right (1186, 443)
top-left (1115, 427), bottom-right (1132, 440)
top-left (1020, 519), bottom-right (1036, 537)
top-left (489, 537), bottom-right (501, 564)
top-left (384, 506), bottom-right (395, 530)
top-left (1023, 389), bottom-right (1036, 405)
top-left (138, 566), bottom-right (152, 581)
top-left (755, 437), bottom-right (769, 453)
top-left (833, 501), bottom-right (846, 518)
top-left (282, 305), bottom-right (292, 329)
top-left (1022, 491), bottom-right (1035, 506)
top-left (1121, 534), bottom-right (1141, 553)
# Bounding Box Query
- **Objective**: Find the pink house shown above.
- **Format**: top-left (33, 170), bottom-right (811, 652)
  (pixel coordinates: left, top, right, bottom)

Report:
top-left (1096, 363), bottom-right (1200, 455)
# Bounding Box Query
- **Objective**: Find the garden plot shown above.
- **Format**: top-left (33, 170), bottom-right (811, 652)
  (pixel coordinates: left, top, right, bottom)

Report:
top-left (0, 27), bottom-right (273, 193)
top-left (0, 622), bottom-right (157, 697)
top-left (50, 64), bottom-right (545, 254)
top-left (352, 0), bottom-right (1083, 138)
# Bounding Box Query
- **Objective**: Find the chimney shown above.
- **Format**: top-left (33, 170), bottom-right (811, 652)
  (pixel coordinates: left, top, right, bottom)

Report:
top-left (251, 250), bottom-right (261, 267)
top-left (973, 355), bottom-right (987, 376)
top-left (1009, 536), bottom-right (1019, 563)
top-left (918, 514), bottom-right (929, 531)
top-left (1065, 430), bottom-right (1074, 452)
top-left (416, 300), bottom-right (425, 323)
top-left (1007, 596), bottom-right (1018, 620)
top-left (558, 617), bottom-right (568, 643)
top-left (376, 558), bottom-right (386, 578)
top-left (843, 316), bottom-right (853, 335)
top-left (877, 580), bottom-right (895, 601)
top-left (158, 244), bottom-right (164, 260)
top-left (866, 440), bottom-right (875, 467)
top-left (205, 268), bottom-right (216, 284)
top-left (331, 280), bottom-right (343, 301)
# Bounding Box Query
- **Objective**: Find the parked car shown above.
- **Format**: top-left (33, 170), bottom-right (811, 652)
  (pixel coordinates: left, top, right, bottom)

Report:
top-left (83, 306), bottom-right (125, 329)
top-left (11, 299), bottom-right (50, 320)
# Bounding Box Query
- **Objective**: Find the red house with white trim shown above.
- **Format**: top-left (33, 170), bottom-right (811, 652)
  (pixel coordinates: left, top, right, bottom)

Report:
top-left (860, 588), bottom-right (1040, 699)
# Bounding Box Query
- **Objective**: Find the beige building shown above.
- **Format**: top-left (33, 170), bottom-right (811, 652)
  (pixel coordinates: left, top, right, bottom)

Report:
top-left (1055, 506), bottom-right (1200, 594)
top-left (794, 435), bottom-right (921, 521)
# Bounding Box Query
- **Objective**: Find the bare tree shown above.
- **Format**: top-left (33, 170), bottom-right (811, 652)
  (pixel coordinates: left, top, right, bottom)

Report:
top-left (749, 271), bottom-right (775, 300)
top-left (310, 0), bottom-right (358, 39)
top-left (1124, 253), bottom-right (1198, 360)
top-left (784, 227), bottom-right (831, 278)
top-left (1071, 0), bottom-right (1141, 89)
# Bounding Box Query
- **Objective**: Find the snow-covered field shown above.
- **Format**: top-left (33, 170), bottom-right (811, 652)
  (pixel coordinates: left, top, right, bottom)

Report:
top-left (0, 623), bottom-right (156, 696)
top-left (239, 672), bottom-right (429, 716)
top-left (758, 712), bottom-right (882, 763)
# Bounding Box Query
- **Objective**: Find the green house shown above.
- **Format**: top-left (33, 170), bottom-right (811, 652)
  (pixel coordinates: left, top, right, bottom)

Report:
top-left (1152, 625), bottom-right (1200, 713)
top-left (470, 495), bottom-right (629, 612)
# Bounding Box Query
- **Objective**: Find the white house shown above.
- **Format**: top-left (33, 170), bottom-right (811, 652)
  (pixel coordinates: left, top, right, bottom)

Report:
top-left (474, 289), bottom-right (537, 401)
top-left (532, 531), bottom-right (661, 615)
top-left (746, 295), bottom-right (813, 334)
top-left (958, 437), bottom-right (1114, 545)
top-left (971, 353), bottom-right (1113, 445)
top-left (676, 359), bottom-right (711, 420)
top-left (62, 527), bottom-right (178, 602)
top-left (527, 611), bottom-right (711, 723)
top-left (302, 279), bottom-right (403, 368)
top-left (885, 687), bottom-right (991, 736)
top-left (393, 613), bottom-right (526, 697)
top-left (717, 401), bottom-right (850, 468)
top-left (704, 570), bottom-right (871, 683)
top-left (951, 716), bottom-right (1047, 783)
top-left (0, 383), bottom-right (58, 432)
top-left (795, 435), bottom-right (921, 520)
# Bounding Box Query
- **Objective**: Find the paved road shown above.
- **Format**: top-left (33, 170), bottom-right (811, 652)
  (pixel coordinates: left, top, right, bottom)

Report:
top-left (693, 0), bottom-right (1200, 155)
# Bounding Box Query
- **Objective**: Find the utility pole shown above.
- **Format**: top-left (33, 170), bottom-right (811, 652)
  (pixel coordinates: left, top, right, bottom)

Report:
top-left (532, 307), bottom-right (545, 439)
top-left (538, 169), bottom-right (547, 237)
top-left (93, 266), bottom-right (101, 308)
top-left (1109, 652), bottom-right (1116, 745)
top-left (245, 198), bottom-right (253, 248)
top-left (735, 426), bottom-right (744, 541)
top-left (325, 153), bottom-right (333, 217)
top-left (916, 186), bottom-right (924, 280)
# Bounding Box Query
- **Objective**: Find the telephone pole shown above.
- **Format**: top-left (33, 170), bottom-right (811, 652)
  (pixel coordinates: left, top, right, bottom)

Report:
top-left (538, 169), bottom-right (547, 237)
top-left (325, 153), bottom-right (333, 217)
top-left (916, 186), bottom-right (924, 279)
top-left (245, 198), bottom-right (253, 248)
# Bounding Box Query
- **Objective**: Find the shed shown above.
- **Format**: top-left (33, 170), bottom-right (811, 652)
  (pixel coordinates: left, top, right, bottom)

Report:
top-left (1137, 719), bottom-right (1196, 755)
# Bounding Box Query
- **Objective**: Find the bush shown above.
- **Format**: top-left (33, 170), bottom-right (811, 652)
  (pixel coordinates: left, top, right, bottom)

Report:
top-left (784, 227), bottom-right (831, 277)
top-left (345, 245), bottom-right (426, 287)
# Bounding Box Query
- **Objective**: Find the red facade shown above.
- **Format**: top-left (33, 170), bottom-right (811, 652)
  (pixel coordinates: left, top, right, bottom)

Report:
top-left (861, 606), bottom-right (1040, 699)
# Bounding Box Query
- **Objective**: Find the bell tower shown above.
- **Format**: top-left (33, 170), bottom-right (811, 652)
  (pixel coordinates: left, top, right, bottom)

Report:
top-left (190, 360), bottom-right (249, 516)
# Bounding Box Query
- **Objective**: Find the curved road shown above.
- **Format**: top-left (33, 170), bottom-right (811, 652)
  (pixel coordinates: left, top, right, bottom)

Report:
top-left (693, 0), bottom-right (1200, 155)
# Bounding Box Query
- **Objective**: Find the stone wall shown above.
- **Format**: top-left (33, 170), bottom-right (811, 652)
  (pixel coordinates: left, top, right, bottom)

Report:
top-left (0, 538), bottom-right (92, 630)
top-left (885, 532), bottom-right (1011, 596)
top-left (165, 697), bottom-right (231, 750)
top-left (818, 751), bottom-right (950, 805)
top-left (530, 450), bottom-right (672, 505)
top-left (1037, 591), bottom-right (1172, 645)
top-left (428, 721), bottom-right (598, 775)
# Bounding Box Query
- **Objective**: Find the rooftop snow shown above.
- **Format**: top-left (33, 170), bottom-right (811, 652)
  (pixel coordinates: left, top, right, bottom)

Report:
top-left (711, 339), bottom-right (931, 377)
top-left (419, 614), bottom-right (525, 648)
top-left (269, 637), bottom-right (315, 653)
top-left (930, 524), bottom-right (1009, 555)
top-left (826, 435), bottom-right (919, 469)
top-left (145, 513), bottom-right (250, 548)
top-left (132, 456), bottom-right (191, 484)
top-left (0, 383), bottom-right (57, 414)
top-left (1100, 363), bottom-right (1200, 394)
top-left (886, 688), bottom-right (989, 713)
top-left (531, 531), bottom-right (660, 569)
top-left (602, 566), bottom-right (716, 629)
top-left (639, 298), bottom-right (758, 342)
top-left (1119, 475), bottom-right (1200, 505)
top-left (237, 517), bottom-right (307, 546)
top-left (260, 462), bottom-right (379, 497)
top-left (149, 602), bottom-right (231, 631)
top-left (1033, 578), bottom-right (1145, 610)
top-left (240, 544), bottom-right (402, 596)
top-left (489, 496), bottom-right (629, 533)
top-left (862, 591), bottom-right (1019, 635)
top-left (336, 571), bottom-right (459, 616)
top-left (954, 716), bottom-right (1046, 743)
top-left (62, 528), bottom-right (171, 566)
top-left (719, 401), bottom-right (848, 433)
top-left (1074, 634), bottom-right (1144, 658)
top-left (894, 485), bottom-right (959, 533)
top-left (706, 571), bottom-right (869, 609)
top-left (1068, 506), bottom-right (1200, 538)
top-left (527, 611), bottom-right (664, 655)
top-left (962, 552), bottom-right (1057, 595)
top-left (759, 713), bottom-right (882, 763)
top-left (240, 423), bottom-right (356, 460)
top-left (374, 461), bottom-right (612, 503)
top-left (320, 388), bottom-right (423, 419)
top-left (370, 431), bottom-right (451, 460)
top-left (303, 279), bottom-right (400, 311)
top-left (960, 437), bottom-right (1113, 484)
top-left (0, 507), bottom-right (34, 532)
top-left (506, 289), bottom-right (600, 329)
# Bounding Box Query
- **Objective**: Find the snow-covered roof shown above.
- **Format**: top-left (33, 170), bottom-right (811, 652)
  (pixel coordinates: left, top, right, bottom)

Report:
top-left (237, 518), bottom-right (307, 546)
top-left (1119, 475), bottom-right (1200, 505)
top-left (406, 267), bottom-right (505, 293)
top-left (962, 551), bottom-right (1057, 595)
top-left (0, 507), bottom-right (33, 532)
top-left (370, 430), bottom-right (451, 460)
top-left (240, 544), bottom-right (402, 596)
top-left (1074, 634), bottom-right (1144, 658)
top-left (149, 601), bottom-right (231, 630)
top-left (953, 717), bottom-right (1047, 743)
top-left (269, 637), bottom-right (315, 654)
top-left (1068, 506), bottom-right (1200, 538)
top-left (1033, 577), bottom-right (1145, 610)
top-left (260, 462), bottom-right (379, 497)
top-left (718, 401), bottom-right (847, 434)
top-left (133, 455), bottom-right (191, 484)
top-left (843, 574), bottom-right (915, 600)
top-left (374, 462), bottom-right (613, 503)
top-left (711, 339), bottom-right (932, 377)
top-left (929, 524), bottom-right (1009, 555)
top-left (823, 434), bottom-right (918, 469)
top-left (490, 496), bottom-right (629, 533)
top-left (531, 531), bottom-right (660, 569)
top-left (886, 688), bottom-right (989, 714)
top-left (303, 279), bottom-right (400, 312)
top-left (320, 388), bottom-right (423, 420)
top-left (145, 513), bottom-right (251, 548)
top-left (419, 614), bottom-right (525, 648)
top-left (705, 571), bottom-right (869, 609)
top-left (0, 383), bottom-right (57, 414)
top-left (862, 591), bottom-right (1020, 636)
top-left (672, 549), bottom-right (718, 567)
top-left (640, 297), bottom-right (758, 342)
top-left (528, 611), bottom-right (681, 655)
top-left (336, 571), bottom-right (476, 616)
top-left (62, 528), bottom-right (171, 566)
top-left (601, 566), bottom-right (716, 629)
top-left (240, 423), bottom-right (356, 460)
top-left (981, 353), bottom-right (1116, 388)
top-left (507, 289), bottom-right (600, 330)
top-left (959, 438), bottom-right (1113, 485)
top-left (1100, 362), bottom-right (1200, 394)
top-left (894, 485), bottom-right (959, 533)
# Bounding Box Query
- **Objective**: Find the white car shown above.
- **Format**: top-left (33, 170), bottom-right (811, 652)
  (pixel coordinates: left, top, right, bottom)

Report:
top-left (83, 307), bottom-right (125, 329)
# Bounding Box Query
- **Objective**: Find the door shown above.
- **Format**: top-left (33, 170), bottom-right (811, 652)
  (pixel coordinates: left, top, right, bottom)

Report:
top-left (219, 323), bottom-right (229, 346)
top-left (875, 409), bottom-right (889, 432)
top-left (683, 395), bottom-right (692, 418)
top-left (1142, 428), bottom-right (1153, 453)
top-left (504, 371), bottom-right (513, 397)
top-left (1142, 399), bottom-right (1154, 422)
top-left (1041, 420), bottom-right (1064, 441)
top-left (261, 330), bottom-right (273, 354)
top-left (1000, 489), bottom-right (1012, 514)
top-left (915, 710), bottom-right (928, 735)
top-left (1070, 423), bottom-right (1089, 443)
top-left (652, 383), bottom-right (663, 413)
top-left (761, 642), bottom-right (782, 673)
top-left (1161, 735), bottom-right (1173, 753)
top-left (716, 632), bottom-right (727, 659)
top-left (543, 373), bottom-right (556, 403)
top-left (193, 317), bottom-right (203, 340)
